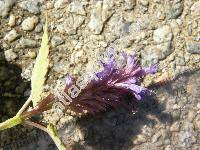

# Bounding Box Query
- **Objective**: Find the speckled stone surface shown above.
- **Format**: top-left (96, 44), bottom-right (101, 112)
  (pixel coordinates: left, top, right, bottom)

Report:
top-left (0, 0), bottom-right (199, 149)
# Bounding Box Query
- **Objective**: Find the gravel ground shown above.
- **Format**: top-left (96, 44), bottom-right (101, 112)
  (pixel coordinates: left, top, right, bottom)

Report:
top-left (0, 0), bottom-right (199, 149)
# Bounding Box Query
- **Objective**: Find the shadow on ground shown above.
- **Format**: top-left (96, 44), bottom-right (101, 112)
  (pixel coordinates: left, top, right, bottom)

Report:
top-left (71, 69), bottom-right (199, 150)
top-left (0, 46), bottom-right (57, 150)
top-left (0, 46), bottom-right (31, 147)
top-left (0, 46), bottom-right (30, 121)
top-left (70, 95), bottom-right (172, 150)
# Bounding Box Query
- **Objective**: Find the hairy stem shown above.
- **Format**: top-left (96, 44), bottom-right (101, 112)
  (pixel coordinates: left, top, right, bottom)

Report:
top-left (47, 124), bottom-right (66, 150)
top-left (24, 120), bottom-right (48, 133)
top-left (24, 121), bottom-right (66, 150)
top-left (17, 97), bottom-right (32, 116)
top-left (0, 115), bottom-right (23, 131)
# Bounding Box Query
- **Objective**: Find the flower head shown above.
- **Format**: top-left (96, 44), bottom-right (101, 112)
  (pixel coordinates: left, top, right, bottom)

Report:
top-left (63, 52), bottom-right (158, 115)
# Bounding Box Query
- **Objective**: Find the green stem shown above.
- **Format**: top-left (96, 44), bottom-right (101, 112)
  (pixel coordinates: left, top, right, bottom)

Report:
top-left (17, 96), bottom-right (32, 116)
top-left (47, 124), bottom-right (66, 150)
top-left (0, 115), bottom-right (23, 131)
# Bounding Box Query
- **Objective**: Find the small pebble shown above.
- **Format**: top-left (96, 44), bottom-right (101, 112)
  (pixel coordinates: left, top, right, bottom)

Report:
top-left (21, 16), bottom-right (38, 31)
top-left (186, 42), bottom-right (200, 54)
top-left (46, 2), bottom-right (54, 10)
top-left (51, 36), bottom-right (64, 47)
top-left (170, 122), bottom-right (180, 132)
top-left (17, 38), bottom-right (38, 48)
top-left (124, 0), bottom-right (136, 10)
top-left (166, 0), bottom-right (184, 19)
top-left (8, 14), bottom-right (16, 27)
top-left (68, 1), bottom-right (85, 15)
top-left (27, 51), bottom-right (36, 59)
top-left (4, 29), bottom-right (20, 42)
top-left (191, 1), bottom-right (200, 16)
top-left (153, 25), bottom-right (172, 43)
top-left (54, 0), bottom-right (68, 9)
top-left (140, 0), bottom-right (149, 6)
top-left (34, 23), bottom-right (43, 33)
top-left (88, 1), bottom-right (103, 34)
top-left (4, 49), bottom-right (18, 61)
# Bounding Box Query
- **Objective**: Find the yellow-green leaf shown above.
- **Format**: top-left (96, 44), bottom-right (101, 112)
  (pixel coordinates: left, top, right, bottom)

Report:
top-left (30, 17), bottom-right (49, 107)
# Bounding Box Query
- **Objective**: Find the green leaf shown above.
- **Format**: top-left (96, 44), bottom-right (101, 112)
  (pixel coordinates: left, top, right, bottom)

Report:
top-left (30, 17), bottom-right (49, 107)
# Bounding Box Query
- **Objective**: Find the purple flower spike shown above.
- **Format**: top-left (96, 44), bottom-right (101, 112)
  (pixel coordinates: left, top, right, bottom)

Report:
top-left (62, 52), bottom-right (158, 115)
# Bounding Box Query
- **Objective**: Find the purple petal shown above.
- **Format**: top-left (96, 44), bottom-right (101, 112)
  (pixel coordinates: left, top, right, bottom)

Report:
top-left (124, 55), bottom-right (140, 74)
top-left (64, 75), bottom-right (74, 91)
top-left (133, 64), bottom-right (157, 79)
top-left (96, 59), bottom-right (116, 79)
top-left (118, 77), bottom-right (138, 85)
top-left (144, 64), bottom-right (158, 74)
top-left (115, 83), bottom-right (151, 100)
top-left (65, 75), bottom-right (73, 85)
top-left (126, 55), bottom-right (135, 67)
top-left (116, 83), bottom-right (147, 94)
